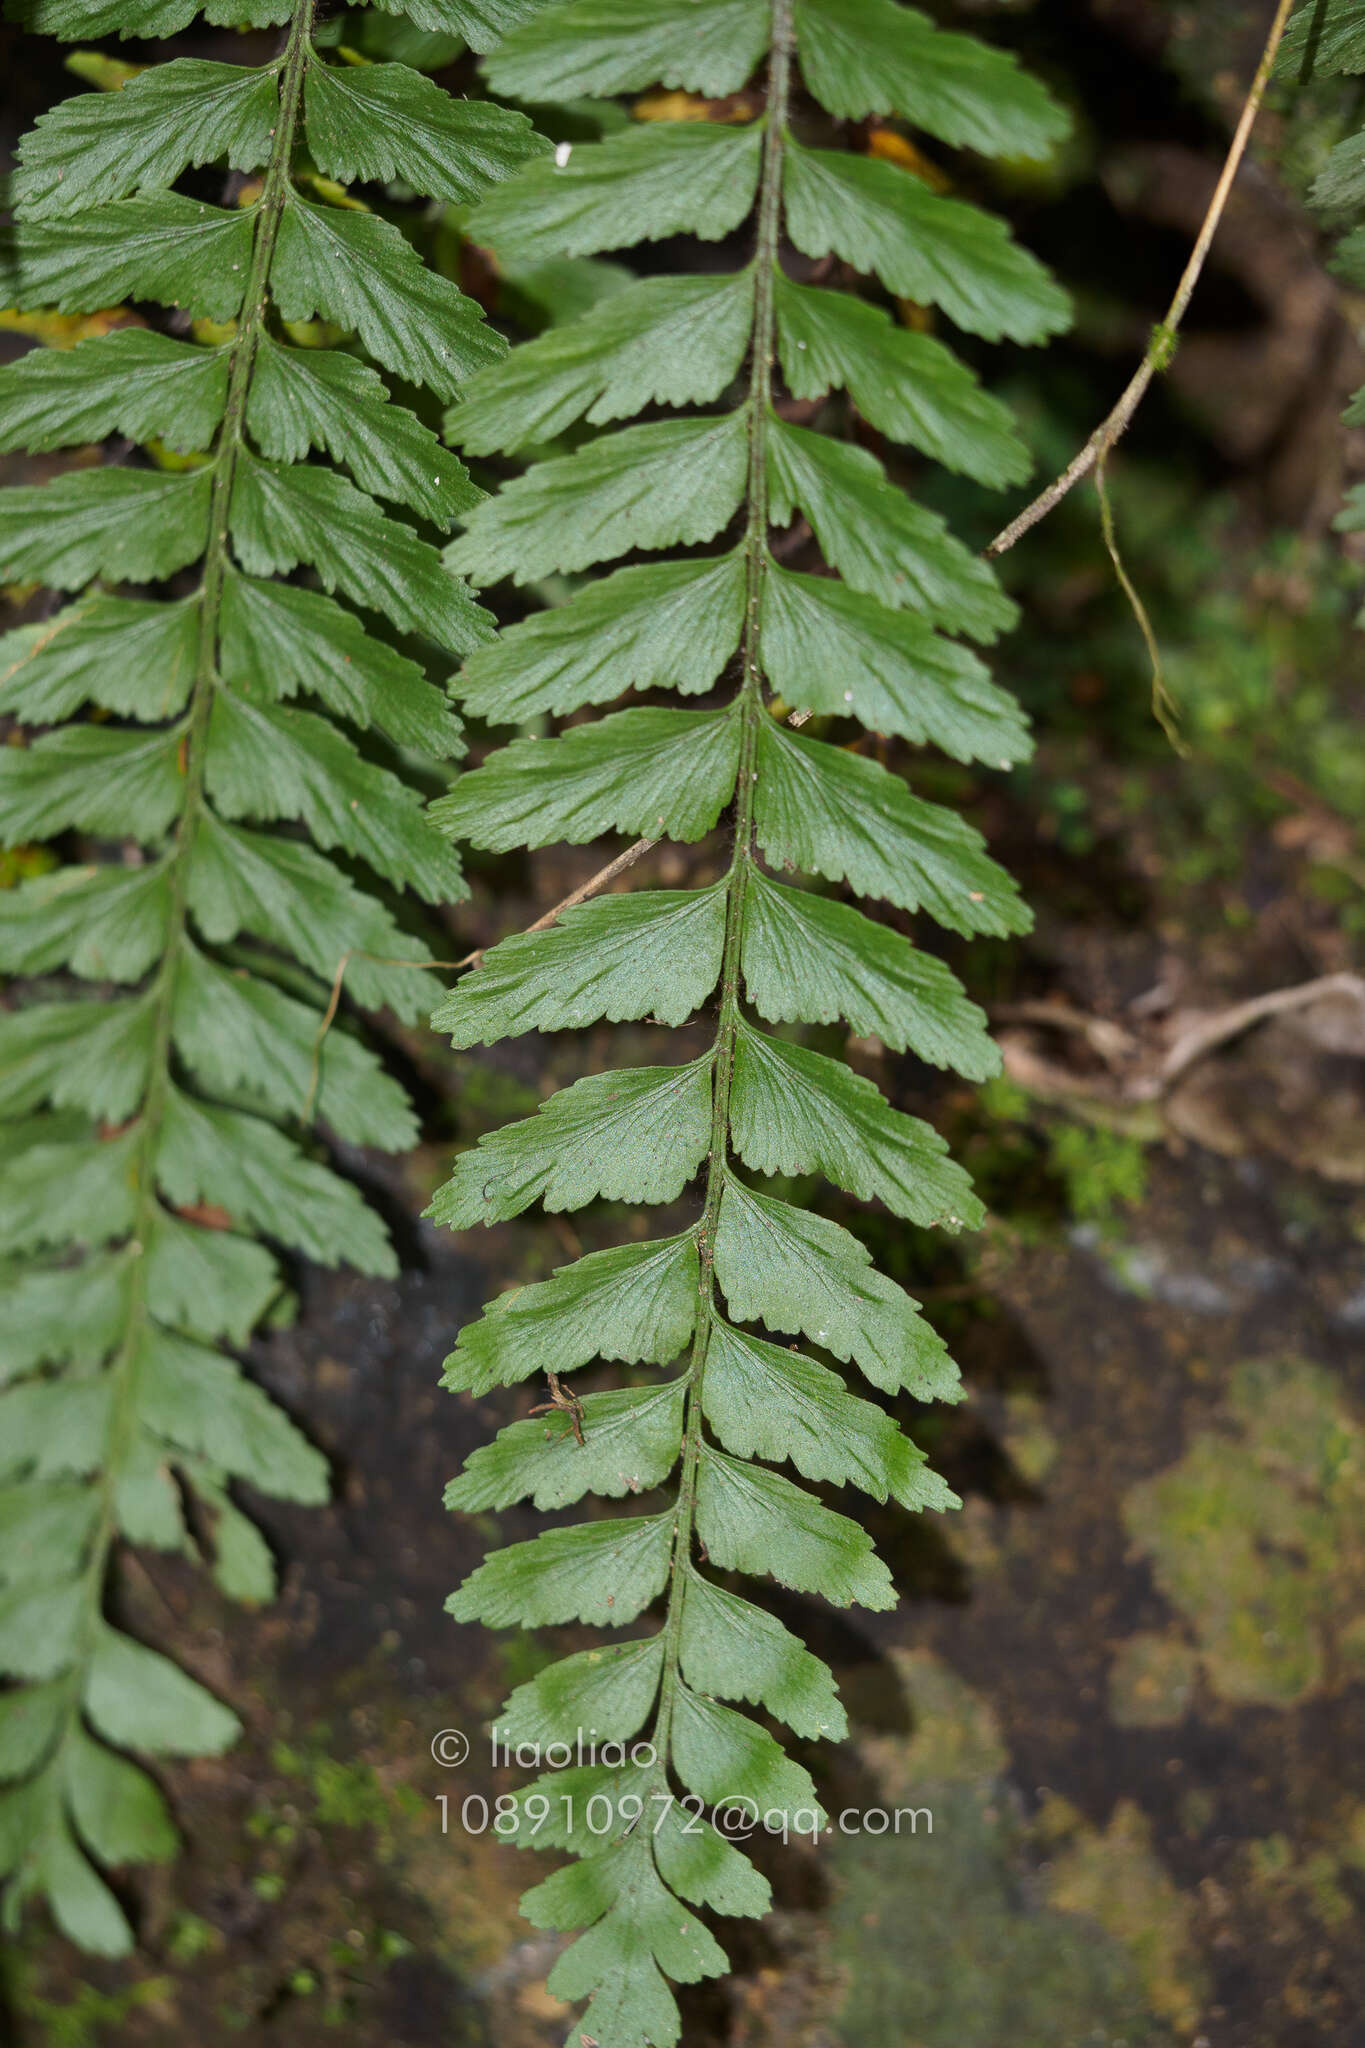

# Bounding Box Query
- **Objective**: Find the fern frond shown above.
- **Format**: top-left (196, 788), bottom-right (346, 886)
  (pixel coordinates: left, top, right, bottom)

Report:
top-left (11, 0), bottom-right (537, 49)
top-left (1280, 0), bottom-right (1365, 80)
top-left (0, 0), bottom-right (538, 1952)
top-left (432, 3), bottom-right (1067, 2042)
top-left (1285, 3), bottom-right (1365, 565)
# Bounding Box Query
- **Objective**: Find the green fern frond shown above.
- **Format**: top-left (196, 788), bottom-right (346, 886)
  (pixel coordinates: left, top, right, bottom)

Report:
top-left (431, 3), bottom-right (1068, 2042)
top-left (1285, 2), bottom-right (1365, 576)
top-left (1280, 0), bottom-right (1365, 81)
top-left (0, 0), bottom-right (538, 1953)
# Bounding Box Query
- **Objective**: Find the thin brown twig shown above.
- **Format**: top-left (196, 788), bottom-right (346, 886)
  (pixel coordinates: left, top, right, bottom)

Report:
top-left (1155, 971), bottom-right (1365, 1089)
top-left (991, 997), bottom-right (1137, 1067)
top-left (985, 0), bottom-right (1295, 561)
top-left (303, 947), bottom-right (468, 1124)
top-left (444, 707), bottom-right (823, 975)
top-left (300, 708), bottom-right (825, 1123)
top-left (997, 973), bottom-right (1365, 1121)
top-left (454, 834), bottom-right (659, 974)
top-left (303, 848), bottom-right (670, 1123)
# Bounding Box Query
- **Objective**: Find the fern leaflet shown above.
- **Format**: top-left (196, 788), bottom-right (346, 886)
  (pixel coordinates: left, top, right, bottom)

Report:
top-left (431, 3), bottom-right (1067, 2043)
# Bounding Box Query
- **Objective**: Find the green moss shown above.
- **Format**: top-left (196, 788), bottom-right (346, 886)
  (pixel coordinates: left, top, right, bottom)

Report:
top-left (1244, 1811), bottom-right (1365, 1935)
top-left (1119, 1357), bottom-right (1365, 1709)
top-left (1048, 1122), bottom-right (1149, 1222)
top-left (1042, 1798), bottom-right (1207, 2034)
top-left (1108, 1632), bottom-right (1201, 1728)
top-left (270, 1737), bottom-right (424, 1856)
top-left (164, 1913), bottom-right (221, 1965)
top-left (825, 1651), bottom-right (1201, 2047)
top-left (999, 1390), bottom-right (1061, 1485)
top-left (6, 1973), bottom-right (173, 2048)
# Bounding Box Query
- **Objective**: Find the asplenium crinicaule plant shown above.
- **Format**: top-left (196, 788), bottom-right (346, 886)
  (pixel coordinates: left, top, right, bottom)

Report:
top-left (0, 0), bottom-right (538, 1952)
top-left (430, 2), bottom-right (1069, 2041)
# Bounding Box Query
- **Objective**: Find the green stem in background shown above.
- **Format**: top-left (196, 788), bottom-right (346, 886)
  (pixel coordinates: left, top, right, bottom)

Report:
top-left (73, 0), bottom-right (316, 1677)
top-left (1094, 451), bottom-right (1186, 755)
top-left (650, 0), bottom-right (793, 1758)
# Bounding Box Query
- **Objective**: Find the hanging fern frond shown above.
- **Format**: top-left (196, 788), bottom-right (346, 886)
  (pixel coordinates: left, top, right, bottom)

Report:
top-left (1284, 0), bottom-right (1365, 555)
top-left (0, 0), bottom-right (539, 1954)
top-left (1281, 0), bottom-right (1365, 85)
top-left (432, 3), bottom-right (1067, 2042)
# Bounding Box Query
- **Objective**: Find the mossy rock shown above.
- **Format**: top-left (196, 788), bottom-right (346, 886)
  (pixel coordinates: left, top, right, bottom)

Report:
top-left (1118, 1357), bottom-right (1365, 1710)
